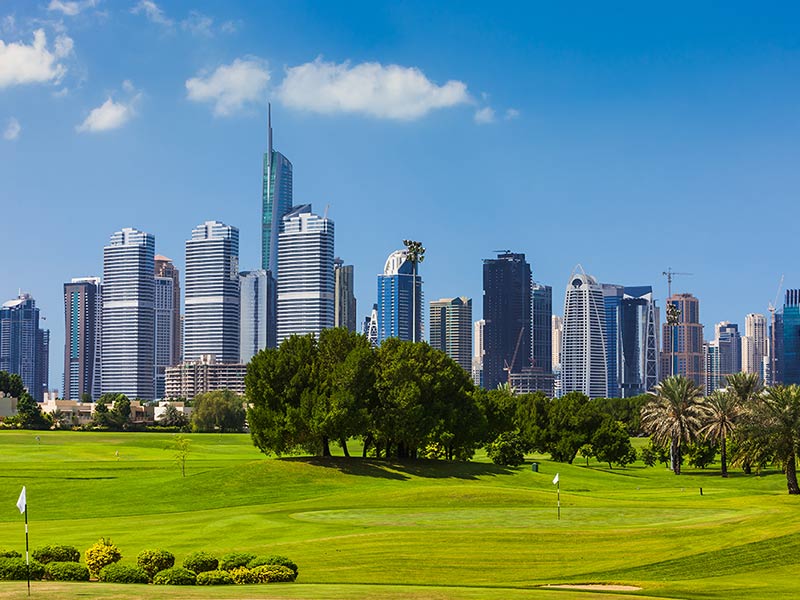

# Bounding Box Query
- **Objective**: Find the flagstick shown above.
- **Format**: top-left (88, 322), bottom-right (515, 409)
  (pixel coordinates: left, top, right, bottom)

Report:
top-left (557, 481), bottom-right (561, 521)
top-left (24, 505), bottom-right (30, 596)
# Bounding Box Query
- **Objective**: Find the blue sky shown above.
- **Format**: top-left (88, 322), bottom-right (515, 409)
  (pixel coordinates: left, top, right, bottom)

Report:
top-left (2, 1), bottom-right (799, 388)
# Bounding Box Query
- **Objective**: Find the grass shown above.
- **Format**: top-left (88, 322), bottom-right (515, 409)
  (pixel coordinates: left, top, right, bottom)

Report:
top-left (0, 430), bottom-right (798, 599)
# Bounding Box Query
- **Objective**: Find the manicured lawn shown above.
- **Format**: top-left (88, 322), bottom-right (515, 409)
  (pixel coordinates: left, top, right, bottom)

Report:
top-left (0, 430), bottom-right (797, 599)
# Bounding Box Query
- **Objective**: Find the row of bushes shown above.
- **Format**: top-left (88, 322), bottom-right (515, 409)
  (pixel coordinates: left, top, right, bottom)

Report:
top-left (0, 542), bottom-right (298, 585)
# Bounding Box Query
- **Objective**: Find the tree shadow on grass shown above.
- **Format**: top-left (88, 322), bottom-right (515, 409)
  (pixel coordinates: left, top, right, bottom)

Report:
top-left (279, 456), bottom-right (515, 480)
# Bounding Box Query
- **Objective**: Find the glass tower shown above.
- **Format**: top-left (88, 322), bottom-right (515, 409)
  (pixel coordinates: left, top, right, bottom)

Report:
top-left (1, 293), bottom-right (48, 401)
top-left (63, 278), bottom-right (102, 401)
top-left (261, 106), bottom-right (293, 275)
top-left (377, 250), bottom-right (423, 345)
top-left (782, 290), bottom-right (800, 385)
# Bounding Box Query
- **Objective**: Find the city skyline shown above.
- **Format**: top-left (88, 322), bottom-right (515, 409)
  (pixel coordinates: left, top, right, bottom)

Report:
top-left (2, 2), bottom-right (800, 387)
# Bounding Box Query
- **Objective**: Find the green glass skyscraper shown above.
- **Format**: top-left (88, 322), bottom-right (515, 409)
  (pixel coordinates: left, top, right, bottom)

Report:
top-left (261, 105), bottom-right (293, 274)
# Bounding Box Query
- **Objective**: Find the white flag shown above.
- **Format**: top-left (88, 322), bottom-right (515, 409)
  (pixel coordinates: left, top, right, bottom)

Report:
top-left (16, 486), bottom-right (26, 514)
top-left (552, 473), bottom-right (559, 485)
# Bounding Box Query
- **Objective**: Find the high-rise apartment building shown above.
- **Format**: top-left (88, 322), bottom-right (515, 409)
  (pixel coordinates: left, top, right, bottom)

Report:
top-left (377, 249), bottom-right (423, 344)
top-left (472, 319), bottom-right (485, 387)
top-left (561, 268), bottom-right (607, 398)
top-left (184, 221), bottom-right (240, 364)
top-left (704, 322), bottom-right (741, 394)
top-left (1, 294), bottom-right (49, 401)
top-left (276, 205), bottom-right (335, 344)
top-left (102, 227), bottom-right (155, 400)
top-left (618, 286), bottom-right (659, 396)
top-left (482, 252), bottom-right (532, 391)
top-left (781, 290), bottom-right (800, 385)
top-left (601, 284), bottom-right (624, 398)
top-left (334, 258), bottom-right (357, 331)
top-left (154, 255), bottom-right (181, 366)
top-left (531, 282), bottom-right (552, 374)
top-left (429, 297), bottom-right (472, 373)
top-left (262, 106), bottom-right (293, 275)
top-left (660, 293), bottom-right (704, 388)
top-left (63, 278), bottom-right (102, 401)
top-left (240, 269), bottom-right (274, 362)
top-left (551, 315), bottom-right (563, 370)
top-left (154, 275), bottom-right (175, 399)
top-left (742, 313), bottom-right (768, 379)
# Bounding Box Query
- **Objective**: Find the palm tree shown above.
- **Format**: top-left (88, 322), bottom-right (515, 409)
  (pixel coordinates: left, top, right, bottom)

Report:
top-left (699, 390), bottom-right (741, 477)
top-left (742, 385), bottom-right (800, 494)
top-left (724, 372), bottom-right (763, 474)
top-left (641, 375), bottom-right (705, 474)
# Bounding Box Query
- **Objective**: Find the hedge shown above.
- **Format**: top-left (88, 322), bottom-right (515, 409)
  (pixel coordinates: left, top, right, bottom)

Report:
top-left (153, 566), bottom-right (197, 585)
top-left (44, 561), bottom-right (90, 582)
top-left (0, 558), bottom-right (45, 581)
top-left (136, 549), bottom-right (174, 580)
top-left (219, 552), bottom-right (256, 571)
top-left (183, 551), bottom-right (218, 573)
top-left (248, 555), bottom-right (298, 576)
top-left (196, 570), bottom-right (234, 585)
top-left (32, 545), bottom-right (80, 564)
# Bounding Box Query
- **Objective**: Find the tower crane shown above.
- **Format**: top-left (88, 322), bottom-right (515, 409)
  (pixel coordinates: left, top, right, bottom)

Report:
top-left (769, 275), bottom-right (785, 385)
top-left (503, 327), bottom-right (525, 388)
top-left (662, 268), bottom-right (693, 299)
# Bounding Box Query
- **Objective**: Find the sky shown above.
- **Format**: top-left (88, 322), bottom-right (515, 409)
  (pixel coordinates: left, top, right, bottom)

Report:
top-left (2, 1), bottom-right (800, 389)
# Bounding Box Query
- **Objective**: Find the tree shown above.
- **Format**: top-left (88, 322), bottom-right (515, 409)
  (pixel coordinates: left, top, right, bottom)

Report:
top-left (93, 394), bottom-right (130, 430)
top-left (191, 390), bottom-right (246, 433)
top-left (724, 372), bottom-right (763, 474)
top-left (591, 418), bottom-right (636, 469)
top-left (699, 390), bottom-right (742, 477)
top-left (486, 431), bottom-right (525, 466)
top-left (0, 371), bottom-right (25, 398)
top-left (640, 376), bottom-right (705, 474)
top-left (685, 441), bottom-right (716, 469)
top-left (158, 403), bottom-right (189, 428)
top-left (168, 435), bottom-right (191, 477)
top-left (16, 392), bottom-right (49, 430)
top-left (526, 392), bottom-right (603, 464)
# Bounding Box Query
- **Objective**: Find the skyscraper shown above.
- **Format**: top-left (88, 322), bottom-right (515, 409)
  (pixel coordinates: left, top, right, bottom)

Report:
top-left (63, 278), bottom-right (102, 401)
top-left (102, 227), bottom-right (155, 400)
top-left (154, 255), bottom-right (181, 366)
top-left (781, 289), bottom-right (800, 385)
top-left (429, 297), bottom-right (472, 373)
top-left (660, 293), bottom-right (704, 388)
top-left (239, 269), bottom-right (273, 362)
top-left (1, 293), bottom-right (48, 401)
top-left (618, 286), bottom-right (659, 396)
top-left (363, 303), bottom-right (379, 347)
top-left (742, 313), bottom-right (768, 379)
top-left (561, 268), bottom-right (608, 398)
top-left (472, 319), bottom-right (485, 387)
top-left (377, 249), bottom-right (423, 344)
top-left (551, 315), bottom-right (563, 397)
top-left (184, 221), bottom-right (240, 364)
top-left (601, 283), bottom-right (624, 398)
top-left (482, 252), bottom-right (531, 390)
top-left (276, 205), bottom-right (335, 344)
top-left (531, 282), bottom-right (552, 374)
top-left (334, 258), bottom-right (357, 331)
top-left (713, 321), bottom-right (742, 388)
top-left (154, 275), bottom-right (175, 399)
top-left (262, 106), bottom-right (293, 275)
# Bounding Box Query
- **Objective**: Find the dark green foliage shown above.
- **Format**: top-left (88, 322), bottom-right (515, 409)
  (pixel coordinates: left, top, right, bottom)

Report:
top-left (43, 561), bottom-right (89, 581)
top-left (16, 393), bottom-right (49, 430)
top-left (593, 395), bottom-right (649, 435)
top-left (136, 549), bottom-right (175, 579)
top-left (0, 371), bottom-right (25, 398)
top-left (152, 566), bottom-right (197, 585)
top-left (196, 569), bottom-right (234, 585)
top-left (486, 431), bottom-right (526, 466)
top-left (98, 563), bottom-right (150, 584)
top-left (686, 441), bottom-right (717, 469)
top-left (32, 544), bottom-right (80, 564)
top-left (640, 445), bottom-right (657, 467)
top-left (92, 394), bottom-right (131, 430)
top-left (158, 403), bottom-right (189, 428)
top-left (219, 552), bottom-right (256, 571)
top-left (191, 390), bottom-right (246, 433)
top-left (521, 392), bottom-right (604, 463)
top-left (247, 555), bottom-right (299, 576)
top-left (0, 550), bottom-right (21, 559)
top-left (251, 564), bottom-right (296, 582)
top-left (183, 551), bottom-right (218, 573)
top-left (0, 558), bottom-right (45, 581)
top-left (591, 418), bottom-right (636, 468)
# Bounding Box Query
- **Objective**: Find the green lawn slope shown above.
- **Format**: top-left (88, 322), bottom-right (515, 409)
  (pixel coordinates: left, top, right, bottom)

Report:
top-left (0, 431), bottom-right (797, 599)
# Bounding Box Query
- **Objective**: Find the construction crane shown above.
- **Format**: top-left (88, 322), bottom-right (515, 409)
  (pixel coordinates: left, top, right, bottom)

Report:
top-left (662, 268), bottom-right (693, 299)
top-left (769, 275), bottom-right (785, 385)
top-left (503, 327), bottom-right (525, 387)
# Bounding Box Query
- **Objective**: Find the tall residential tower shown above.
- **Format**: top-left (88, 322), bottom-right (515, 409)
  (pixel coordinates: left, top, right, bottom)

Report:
top-left (63, 278), bottom-right (102, 401)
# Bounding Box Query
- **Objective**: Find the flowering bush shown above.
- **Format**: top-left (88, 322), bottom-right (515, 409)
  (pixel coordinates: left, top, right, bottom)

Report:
top-left (85, 538), bottom-right (122, 578)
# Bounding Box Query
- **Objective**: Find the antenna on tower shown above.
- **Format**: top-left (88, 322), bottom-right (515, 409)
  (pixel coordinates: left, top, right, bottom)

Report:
top-left (267, 102), bottom-right (273, 156)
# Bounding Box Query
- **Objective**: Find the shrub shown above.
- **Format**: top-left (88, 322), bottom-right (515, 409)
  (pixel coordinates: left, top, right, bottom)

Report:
top-left (251, 564), bottom-right (296, 583)
top-left (183, 551), bottom-right (218, 573)
top-left (0, 558), bottom-right (45, 581)
top-left (98, 563), bottom-right (149, 584)
top-left (0, 550), bottom-right (21, 559)
top-left (44, 561), bottom-right (89, 582)
top-left (153, 566), bottom-right (197, 585)
top-left (486, 432), bottom-right (525, 466)
top-left (196, 570), bottom-right (234, 585)
top-left (85, 538), bottom-right (122, 578)
top-left (219, 552), bottom-right (256, 571)
top-left (136, 549), bottom-right (175, 580)
top-left (32, 544), bottom-right (81, 564)
top-left (248, 555), bottom-right (298, 577)
top-left (227, 566), bottom-right (255, 585)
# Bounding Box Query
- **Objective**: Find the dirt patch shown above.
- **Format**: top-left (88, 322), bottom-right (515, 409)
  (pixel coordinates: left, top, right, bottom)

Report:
top-left (543, 584), bottom-right (642, 591)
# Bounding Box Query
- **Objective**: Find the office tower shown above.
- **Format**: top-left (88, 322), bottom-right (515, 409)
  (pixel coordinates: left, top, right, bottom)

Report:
top-left (601, 284), bottom-right (624, 398)
top-left (660, 293), bottom-right (705, 388)
top-left (429, 297), bottom-right (472, 372)
top-left (154, 255), bottom-right (181, 365)
top-left (102, 227), bottom-right (155, 400)
top-left (1, 294), bottom-right (48, 401)
top-left (334, 258), bottom-right (357, 331)
top-left (619, 286), bottom-right (660, 396)
top-left (531, 282), bottom-right (552, 374)
top-left (782, 290), bottom-right (800, 385)
top-left (472, 319), bottom-right (485, 387)
top-left (154, 275), bottom-right (175, 399)
top-left (276, 205), bottom-right (334, 344)
top-left (482, 252), bottom-right (532, 390)
top-left (561, 268), bottom-right (607, 398)
top-left (363, 304), bottom-right (379, 347)
top-left (262, 106), bottom-right (293, 275)
top-left (772, 311), bottom-right (784, 385)
top-left (377, 249), bottom-right (423, 344)
top-left (63, 278), bottom-right (102, 401)
top-left (742, 313), bottom-right (768, 378)
top-left (551, 316), bottom-right (563, 370)
top-left (184, 221), bottom-right (240, 363)
top-left (240, 269), bottom-right (274, 362)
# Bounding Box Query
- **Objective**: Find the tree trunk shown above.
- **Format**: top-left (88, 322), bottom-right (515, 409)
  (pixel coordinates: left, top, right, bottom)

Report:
top-left (743, 460), bottom-right (752, 475)
top-left (720, 436), bottom-right (728, 478)
top-left (786, 453), bottom-right (800, 495)
top-left (671, 437), bottom-right (681, 475)
top-left (362, 434), bottom-right (372, 458)
top-left (340, 438), bottom-right (350, 457)
top-left (321, 436), bottom-right (331, 457)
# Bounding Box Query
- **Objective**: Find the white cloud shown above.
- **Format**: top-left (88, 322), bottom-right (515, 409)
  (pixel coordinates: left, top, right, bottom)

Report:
top-left (2, 16), bottom-right (15, 34)
top-left (77, 83), bottom-right (140, 133)
top-left (505, 108), bottom-right (520, 120)
top-left (131, 0), bottom-right (172, 27)
top-left (474, 106), bottom-right (495, 125)
top-left (3, 117), bottom-right (20, 140)
top-left (181, 11), bottom-right (213, 37)
top-left (277, 58), bottom-right (469, 120)
top-left (0, 29), bottom-right (73, 89)
top-left (186, 58), bottom-right (270, 117)
top-left (220, 20), bottom-right (240, 34)
top-left (48, 0), bottom-right (98, 16)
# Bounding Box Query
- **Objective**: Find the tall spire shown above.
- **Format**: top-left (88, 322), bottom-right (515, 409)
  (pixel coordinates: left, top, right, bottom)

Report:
top-left (268, 102), bottom-right (273, 158)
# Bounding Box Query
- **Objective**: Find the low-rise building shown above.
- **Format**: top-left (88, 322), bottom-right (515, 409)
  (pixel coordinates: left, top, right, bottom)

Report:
top-left (0, 392), bottom-right (18, 419)
top-left (165, 354), bottom-right (246, 402)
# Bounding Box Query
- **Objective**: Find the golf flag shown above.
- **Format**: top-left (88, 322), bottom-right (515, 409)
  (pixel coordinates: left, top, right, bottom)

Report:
top-left (16, 486), bottom-right (26, 514)
top-left (552, 473), bottom-right (559, 485)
